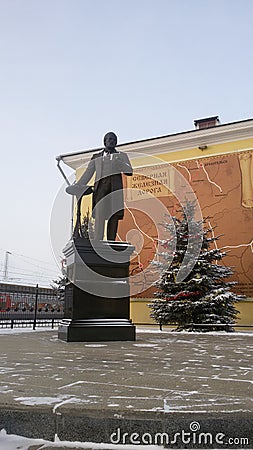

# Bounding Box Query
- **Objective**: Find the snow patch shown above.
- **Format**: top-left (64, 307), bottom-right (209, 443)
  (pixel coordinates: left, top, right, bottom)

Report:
top-left (133, 343), bottom-right (158, 347)
top-left (58, 381), bottom-right (84, 389)
top-left (14, 395), bottom-right (78, 406)
top-left (0, 327), bottom-right (56, 334)
top-left (0, 428), bottom-right (165, 449)
top-left (85, 344), bottom-right (107, 348)
top-left (0, 386), bottom-right (13, 393)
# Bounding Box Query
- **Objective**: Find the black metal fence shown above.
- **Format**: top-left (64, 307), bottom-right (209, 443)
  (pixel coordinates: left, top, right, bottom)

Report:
top-left (0, 282), bottom-right (64, 328)
top-left (0, 318), bottom-right (63, 329)
top-left (0, 282), bottom-right (63, 310)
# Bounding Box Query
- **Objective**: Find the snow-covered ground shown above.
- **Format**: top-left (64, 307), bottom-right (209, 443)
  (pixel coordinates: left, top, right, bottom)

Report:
top-left (0, 429), bottom-right (164, 450)
top-left (0, 325), bottom-right (252, 336)
top-left (0, 326), bottom-right (56, 335)
top-left (0, 327), bottom-right (252, 415)
top-left (0, 327), bottom-right (252, 447)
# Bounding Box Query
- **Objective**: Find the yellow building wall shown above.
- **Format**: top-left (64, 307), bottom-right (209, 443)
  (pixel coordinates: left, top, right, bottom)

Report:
top-left (130, 298), bottom-right (153, 325)
top-left (235, 300), bottom-right (253, 327)
top-left (128, 137), bottom-right (253, 326)
top-left (158, 138), bottom-right (253, 162)
top-left (131, 138), bottom-right (253, 167)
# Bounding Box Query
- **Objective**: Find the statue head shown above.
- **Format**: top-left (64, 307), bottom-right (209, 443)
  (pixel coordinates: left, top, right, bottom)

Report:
top-left (104, 132), bottom-right (117, 150)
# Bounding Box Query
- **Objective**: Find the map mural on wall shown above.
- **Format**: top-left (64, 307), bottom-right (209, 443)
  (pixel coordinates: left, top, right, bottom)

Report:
top-left (118, 149), bottom-right (253, 298)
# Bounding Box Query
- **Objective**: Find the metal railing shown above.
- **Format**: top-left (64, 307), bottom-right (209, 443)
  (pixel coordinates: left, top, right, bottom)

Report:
top-left (0, 317), bottom-right (63, 329)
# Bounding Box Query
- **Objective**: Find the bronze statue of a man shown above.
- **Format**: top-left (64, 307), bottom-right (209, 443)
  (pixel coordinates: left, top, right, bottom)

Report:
top-left (66, 132), bottom-right (133, 241)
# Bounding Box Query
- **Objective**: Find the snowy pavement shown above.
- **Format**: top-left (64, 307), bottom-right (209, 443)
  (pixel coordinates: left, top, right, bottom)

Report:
top-left (0, 327), bottom-right (252, 447)
top-left (0, 428), bottom-right (164, 450)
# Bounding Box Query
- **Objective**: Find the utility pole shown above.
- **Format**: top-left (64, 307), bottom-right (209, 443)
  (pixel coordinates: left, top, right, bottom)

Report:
top-left (3, 251), bottom-right (12, 281)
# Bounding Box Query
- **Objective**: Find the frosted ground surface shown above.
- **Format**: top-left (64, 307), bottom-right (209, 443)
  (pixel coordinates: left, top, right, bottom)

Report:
top-left (0, 327), bottom-right (252, 448)
top-left (0, 428), bottom-right (164, 449)
top-left (0, 327), bottom-right (252, 414)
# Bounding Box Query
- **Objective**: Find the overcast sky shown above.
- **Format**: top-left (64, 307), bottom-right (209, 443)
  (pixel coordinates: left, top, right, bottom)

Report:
top-left (0, 0), bottom-right (252, 285)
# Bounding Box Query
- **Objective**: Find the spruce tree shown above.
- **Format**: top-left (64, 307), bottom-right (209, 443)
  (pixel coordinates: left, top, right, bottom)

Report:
top-left (51, 275), bottom-right (67, 302)
top-left (149, 201), bottom-right (242, 331)
top-left (81, 208), bottom-right (94, 239)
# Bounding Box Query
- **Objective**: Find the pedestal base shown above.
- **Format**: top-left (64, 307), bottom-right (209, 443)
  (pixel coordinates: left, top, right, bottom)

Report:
top-left (58, 239), bottom-right (136, 342)
top-left (58, 318), bottom-right (136, 342)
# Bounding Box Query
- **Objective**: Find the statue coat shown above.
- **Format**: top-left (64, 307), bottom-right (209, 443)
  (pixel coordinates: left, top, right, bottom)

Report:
top-left (77, 150), bottom-right (133, 220)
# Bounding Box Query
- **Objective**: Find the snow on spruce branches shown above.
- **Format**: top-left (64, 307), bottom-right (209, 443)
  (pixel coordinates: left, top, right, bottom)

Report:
top-left (149, 201), bottom-right (243, 331)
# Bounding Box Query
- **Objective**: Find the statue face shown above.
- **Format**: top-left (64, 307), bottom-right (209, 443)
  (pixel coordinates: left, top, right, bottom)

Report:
top-left (104, 132), bottom-right (117, 149)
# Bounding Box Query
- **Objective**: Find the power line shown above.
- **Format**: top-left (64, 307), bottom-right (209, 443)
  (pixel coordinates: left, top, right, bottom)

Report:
top-left (0, 248), bottom-right (59, 270)
top-left (12, 259), bottom-right (59, 274)
top-left (0, 271), bottom-right (59, 279)
top-left (0, 249), bottom-right (62, 286)
top-left (14, 258), bottom-right (59, 273)
top-left (0, 272), bottom-right (59, 283)
top-left (0, 265), bottom-right (61, 277)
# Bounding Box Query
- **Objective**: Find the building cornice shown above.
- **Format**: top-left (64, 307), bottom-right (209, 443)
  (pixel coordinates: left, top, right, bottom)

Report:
top-left (59, 118), bottom-right (253, 169)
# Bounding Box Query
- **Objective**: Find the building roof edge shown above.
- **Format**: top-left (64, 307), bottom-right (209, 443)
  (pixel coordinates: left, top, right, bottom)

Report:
top-left (57, 117), bottom-right (253, 165)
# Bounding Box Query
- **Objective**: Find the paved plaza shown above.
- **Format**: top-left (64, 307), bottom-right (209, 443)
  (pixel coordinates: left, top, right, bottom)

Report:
top-left (0, 327), bottom-right (252, 448)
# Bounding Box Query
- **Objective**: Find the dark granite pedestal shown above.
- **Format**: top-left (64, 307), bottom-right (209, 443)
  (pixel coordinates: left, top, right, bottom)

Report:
top-left (58, 239), bottom-right (136, 342)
